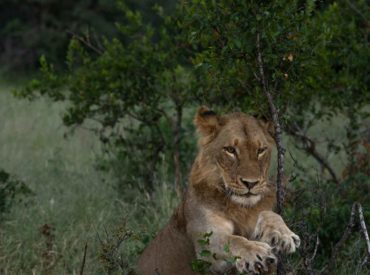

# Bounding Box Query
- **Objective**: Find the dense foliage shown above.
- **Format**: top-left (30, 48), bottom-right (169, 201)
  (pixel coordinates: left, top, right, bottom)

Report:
top-left (186, 0), bottom-right (369, 124)
top-left (8, 0), bottom-right (370, 273)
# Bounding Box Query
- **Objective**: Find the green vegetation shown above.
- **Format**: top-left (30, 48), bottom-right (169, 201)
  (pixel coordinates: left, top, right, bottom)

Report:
top-left (1, 85), bottom-right (369, 274)
top-left (1, 0), bottom-right (369, 274)
top-left (0, 87), bottom-right (178, 273)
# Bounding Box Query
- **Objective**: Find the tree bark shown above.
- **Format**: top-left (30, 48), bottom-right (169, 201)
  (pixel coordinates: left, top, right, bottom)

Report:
top-left (255, 33), bottom-right (285, 214)
top-left (256, 32), bottom-right (286, 275)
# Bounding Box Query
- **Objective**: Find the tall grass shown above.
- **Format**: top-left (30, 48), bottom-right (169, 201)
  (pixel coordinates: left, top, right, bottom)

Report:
top-left (0, 85), bottom-right (178, 274)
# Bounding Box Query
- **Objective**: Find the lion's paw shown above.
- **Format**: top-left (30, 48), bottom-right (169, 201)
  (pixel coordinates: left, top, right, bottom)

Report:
top-left (253, 211), bottom-right (300, 254)
top-left (258, 228), bottom-right (300, 254)
top-left (234, 241), bottom-right (276, 274)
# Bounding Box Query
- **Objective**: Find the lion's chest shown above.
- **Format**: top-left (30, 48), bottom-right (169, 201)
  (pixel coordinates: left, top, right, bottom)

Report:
top-left (228, 208), bottom-right (261, 238)
top-left (233, 216), bottom-right (258, 238)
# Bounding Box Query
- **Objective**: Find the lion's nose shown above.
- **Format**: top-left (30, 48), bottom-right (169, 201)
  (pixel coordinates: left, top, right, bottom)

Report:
top-left (239, 177), bottom-right (259, 189)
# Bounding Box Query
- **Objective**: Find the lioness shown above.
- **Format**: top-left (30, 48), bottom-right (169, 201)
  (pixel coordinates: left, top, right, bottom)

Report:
top-left (138, 107), bottom-right (300, 275)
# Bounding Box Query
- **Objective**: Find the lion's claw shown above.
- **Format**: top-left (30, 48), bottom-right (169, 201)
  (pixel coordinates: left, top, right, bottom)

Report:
top-left (292, 235), bottom-right (301, 247)
top-left (253, 211), bottom-right (301, 255)
top-left (234, 241), bottom-right (276, 274)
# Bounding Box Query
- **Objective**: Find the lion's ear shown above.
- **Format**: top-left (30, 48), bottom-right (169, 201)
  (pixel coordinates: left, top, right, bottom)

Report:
top-left (194, 106), bottom-right (220, 137)
top-left (256, 115), bottom-right (275, 145)
top-left (264, 121), bottom-right (275, 142)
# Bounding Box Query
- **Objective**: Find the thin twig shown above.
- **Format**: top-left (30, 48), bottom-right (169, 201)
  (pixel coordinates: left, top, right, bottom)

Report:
top-left (79, 242), bottom-right (88, 275)
top-left (301, 233), bottom-right (320, 275)
top-left (67, 30), bottom-right (104, 55)
top-left (309, 235), bottom-right (320, 263)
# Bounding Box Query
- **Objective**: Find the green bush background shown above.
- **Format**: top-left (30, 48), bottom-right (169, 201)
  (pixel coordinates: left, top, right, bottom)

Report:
top-left (0, 0), bottom-right (369, 274)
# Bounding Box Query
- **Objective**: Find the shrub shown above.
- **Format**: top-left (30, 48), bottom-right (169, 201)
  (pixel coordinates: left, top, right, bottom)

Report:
top-left (0, 169), bottom-right (32, 217)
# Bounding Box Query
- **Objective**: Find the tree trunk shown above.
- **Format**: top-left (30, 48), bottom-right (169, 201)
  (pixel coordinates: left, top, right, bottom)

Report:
top-left (256, 32), bottom-right (286, 275)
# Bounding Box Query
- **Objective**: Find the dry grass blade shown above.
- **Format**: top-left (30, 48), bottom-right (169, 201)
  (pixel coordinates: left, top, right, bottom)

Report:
top-left (80, 242), bottom-right (88, 275)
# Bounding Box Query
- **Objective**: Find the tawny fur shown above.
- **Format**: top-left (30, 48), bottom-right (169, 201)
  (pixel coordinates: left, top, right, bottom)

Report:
top-left (138, 107), bottom-right (300, 275)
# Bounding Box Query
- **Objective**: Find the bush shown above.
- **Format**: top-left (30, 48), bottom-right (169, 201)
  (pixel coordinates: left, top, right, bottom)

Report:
top-left (0, 169), bottom-right (32, 217)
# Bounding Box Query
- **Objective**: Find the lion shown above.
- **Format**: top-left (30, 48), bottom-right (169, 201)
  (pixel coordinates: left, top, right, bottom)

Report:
top-left (138, 107), bottom-right (300, 275)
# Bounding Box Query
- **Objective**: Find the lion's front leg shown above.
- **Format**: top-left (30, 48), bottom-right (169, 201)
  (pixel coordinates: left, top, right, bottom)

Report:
top-left (253, 211), bottom-right (301, 254)
top-left (191, 231), bottom-right (276, 274)
top-left (187, 212), bottom-right (277, 274)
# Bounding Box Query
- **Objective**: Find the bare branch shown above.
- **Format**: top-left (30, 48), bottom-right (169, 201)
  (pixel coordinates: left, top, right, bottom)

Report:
top-left (357, 203), bottom-right (370, 258)
top-left (309, 235), bottom-right (320, 263)
top-left (67, 30), bottom-right (104, 55)
top-left (286, 123), bottom-right (340, 185)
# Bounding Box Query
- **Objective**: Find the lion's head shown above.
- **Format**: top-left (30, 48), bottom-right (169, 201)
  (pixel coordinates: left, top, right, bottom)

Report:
top-left (192, 106), bottom-right (275, 207)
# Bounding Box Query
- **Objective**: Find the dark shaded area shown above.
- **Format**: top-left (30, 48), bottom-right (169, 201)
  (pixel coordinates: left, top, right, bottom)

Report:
top-left (0, 0), bottom-right (175, 72)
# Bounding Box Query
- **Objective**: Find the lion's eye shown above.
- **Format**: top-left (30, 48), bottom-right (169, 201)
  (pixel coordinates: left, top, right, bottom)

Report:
top-left (257, 147), bottom-right (267, 156)
top-left (224, 146), bottom-right (236, 155)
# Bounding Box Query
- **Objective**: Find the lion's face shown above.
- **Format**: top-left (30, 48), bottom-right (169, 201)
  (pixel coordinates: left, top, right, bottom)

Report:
top-left (194, 107), bottom-right (275, 206)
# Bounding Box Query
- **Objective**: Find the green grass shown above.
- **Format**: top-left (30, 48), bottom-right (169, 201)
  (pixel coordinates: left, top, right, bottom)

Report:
top-left (0, 85), bottom-right (178, 274)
